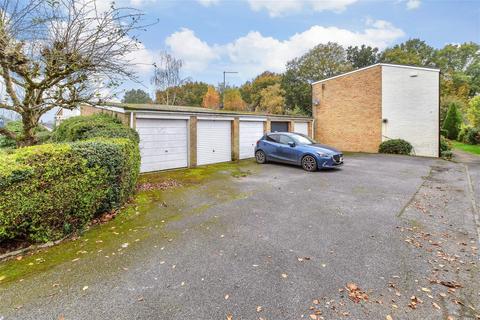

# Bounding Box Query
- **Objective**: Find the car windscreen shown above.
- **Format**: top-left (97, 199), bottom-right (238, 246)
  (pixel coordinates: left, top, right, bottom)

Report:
top-left (291, 134), bottom-right (316, 145)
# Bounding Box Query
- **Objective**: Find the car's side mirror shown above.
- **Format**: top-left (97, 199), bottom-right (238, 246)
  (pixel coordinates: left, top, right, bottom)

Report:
top-left (288, 142), bottom-right (295, 147)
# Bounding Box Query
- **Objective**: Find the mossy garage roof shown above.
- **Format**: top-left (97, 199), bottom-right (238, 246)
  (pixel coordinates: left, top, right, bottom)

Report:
top-left (103, 102), bottom-right (312, 119)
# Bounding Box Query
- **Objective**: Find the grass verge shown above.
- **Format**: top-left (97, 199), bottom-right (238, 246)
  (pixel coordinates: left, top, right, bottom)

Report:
top-left (452, 141), bottom-right (480, 155)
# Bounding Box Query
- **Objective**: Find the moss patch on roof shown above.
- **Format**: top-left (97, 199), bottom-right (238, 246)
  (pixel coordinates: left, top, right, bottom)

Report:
top-left (103, 102), bottom-right (312, 119)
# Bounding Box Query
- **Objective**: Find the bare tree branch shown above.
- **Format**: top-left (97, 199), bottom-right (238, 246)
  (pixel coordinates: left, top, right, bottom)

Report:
top-left (0, 0), bottom-right (150, 146)
top-left (0, 126), bottom-right (16, 139)
top-left (152, 52), bottom-right (189, 105)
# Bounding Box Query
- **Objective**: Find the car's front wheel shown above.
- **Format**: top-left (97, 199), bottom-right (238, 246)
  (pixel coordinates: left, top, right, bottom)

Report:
top-left (255, 150), bottom-right (267, 164)
top-left (301, 155), bottom-right (317, 172)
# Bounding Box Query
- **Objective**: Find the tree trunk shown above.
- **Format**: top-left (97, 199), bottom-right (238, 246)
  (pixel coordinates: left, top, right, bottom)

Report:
top-left (17, 113), bottom-right (39, 147)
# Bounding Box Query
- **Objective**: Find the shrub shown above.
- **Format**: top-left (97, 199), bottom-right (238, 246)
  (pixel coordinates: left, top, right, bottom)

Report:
top-left (465, 127), bottom-right (480, 145)
top-left (52, 114), bottom-right (139, 143)
top-left (0, 143), bottom-right (108, 243)
top-left (379, 139), bottom-right (413, 155)
top-left (440, 136), bottom-right (452, 153)
top-left (0, 121), bottom-right (51, 148)
top-left (72, 138), bottom-right (140, 213)
top-left (458, 126), bottom-right (480, 145)
top-left (441, 150), bottom-right (453, 160)
top-left (442, 103), bottom-right (463, 140)
top-left (0, 138), bottom-right (140, 243)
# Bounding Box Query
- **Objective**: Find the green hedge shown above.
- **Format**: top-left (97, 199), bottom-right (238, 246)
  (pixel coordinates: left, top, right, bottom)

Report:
top-left (0, 138), bottom-right (140, 243)
top-left (52, 114), bottom-right (139, 143)
top-left (378, 139), bottom-right (413, 155)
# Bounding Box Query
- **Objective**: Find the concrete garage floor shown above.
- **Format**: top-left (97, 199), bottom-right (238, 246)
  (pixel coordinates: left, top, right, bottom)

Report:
top-left (0, 154), bottom-right (479, 320)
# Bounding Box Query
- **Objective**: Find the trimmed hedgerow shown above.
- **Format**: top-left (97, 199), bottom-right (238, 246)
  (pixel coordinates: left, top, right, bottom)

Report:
top-left (378, 139), bottom-right (413, 155)
top-left (52, 113), bottom-right (139, 144)
top-left (72, 138), bottom-right (140, 213)
top-left (0, 138), bottom-right (140, 244)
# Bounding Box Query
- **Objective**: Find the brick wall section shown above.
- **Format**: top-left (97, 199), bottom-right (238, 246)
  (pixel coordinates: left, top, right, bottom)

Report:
top-left (189, 116), bottom-right (197, 167)
top-left (232, 117), bottom-right (240, 161)
top-left (80, 105), bottom-right (130, 126)
top-left (312, 66), bottom-right (382, 153)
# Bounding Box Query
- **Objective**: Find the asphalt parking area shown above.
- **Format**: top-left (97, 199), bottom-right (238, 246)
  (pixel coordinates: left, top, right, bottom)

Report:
top-left (1, 153), bottom-right (479, 319)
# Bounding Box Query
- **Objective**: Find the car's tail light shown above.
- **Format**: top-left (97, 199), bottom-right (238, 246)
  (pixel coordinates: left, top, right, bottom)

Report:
top-left (256, 140), bottom-right (260, 146)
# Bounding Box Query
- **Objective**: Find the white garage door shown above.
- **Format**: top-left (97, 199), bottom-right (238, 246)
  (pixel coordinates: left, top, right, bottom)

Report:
top-left (239, 121), bottom-right (264, 159)
top-left (136, 118), bottom-right (188, 173)
top-left (295, 122), bottom-right (309, 136)
top-left (197, 120), bottom-right (231, 165)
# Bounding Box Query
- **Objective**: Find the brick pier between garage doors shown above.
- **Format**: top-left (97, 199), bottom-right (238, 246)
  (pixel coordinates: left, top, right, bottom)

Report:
top-left (79, 103), bottom-right (313, 173)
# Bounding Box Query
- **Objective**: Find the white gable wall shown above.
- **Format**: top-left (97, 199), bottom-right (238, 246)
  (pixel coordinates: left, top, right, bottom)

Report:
top-left (381, 65), bottom-right (439, 157)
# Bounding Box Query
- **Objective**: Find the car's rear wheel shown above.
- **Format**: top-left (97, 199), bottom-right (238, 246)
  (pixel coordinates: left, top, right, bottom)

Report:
top-left (255, 150), bottom-right (266, 164)
top-left (302, 155), bottom-right (317, 172)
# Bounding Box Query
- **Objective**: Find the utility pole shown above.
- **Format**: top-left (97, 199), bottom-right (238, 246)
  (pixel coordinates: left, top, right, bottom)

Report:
top-left (222, 71), bottom-right (238, 109)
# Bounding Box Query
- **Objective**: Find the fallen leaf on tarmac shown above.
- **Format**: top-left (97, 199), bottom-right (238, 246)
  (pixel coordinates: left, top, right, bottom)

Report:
top-left (313, 299), bottom-right (319, 305)
top-left (440, 281), bottom-right (462, 288)
top-left (421, 287), bottom-right (431, 293)
top-left (121, 243), bottom-right (129, 248)
top-left (137, 296), bottom-right (144, 302)
top-left (432, 302), bottom-right (441, 310)
top-left (346, 283), bottom-right (369, 303)
top-left (256, 306), bottom-right (263, 312)
top-left (224, 294), bottom-right (229, 300)
top-left (82, 286), bottom-right (88, 291)
top-left (309, 315), bottom-right (317, 319)
top-left (58, 315), bottom-right (65, 320)
top-left (281, 273), bottom-right (288, 278)
top-left (408, 296), bottom-right (423, 309)
top-left (386, 315), bottom-right (393, 320)
top-left (226, 314), bottom-right (233, 320)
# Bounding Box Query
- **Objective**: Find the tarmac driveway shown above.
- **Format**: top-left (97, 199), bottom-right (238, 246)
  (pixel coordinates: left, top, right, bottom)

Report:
top-left (1, 153), bottom-right (479, 319)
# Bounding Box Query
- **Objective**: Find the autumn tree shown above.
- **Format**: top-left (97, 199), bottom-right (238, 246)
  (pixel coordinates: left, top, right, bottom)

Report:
top-left (282, 42), bottom-right (352, 115)
top-left (223, 88), bottom-right (247, 111)
top-left (240, 71), bottom-right (282, 111)
top-left (202, 85), bottom-right (221, 109)
top-left (175, 81), bottom-right (208, 106)
top-left (256, 84), bottom-right (285, 114)
top-left (346, 45), bottom-right (379, 69)
top-left (467, 96), bottom-right (480, 128)
top-left (0, 0), bottom-right (146, 146)
top-left (380, 39), bottom-right (437, 67)
top-left (122, 89), bottom-right (152, 104)
top-left (436, 42), bottom-right (480, 99)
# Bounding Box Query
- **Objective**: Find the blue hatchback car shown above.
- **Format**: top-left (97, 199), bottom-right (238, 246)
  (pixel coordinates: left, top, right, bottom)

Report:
top-left (254, 132), bottom-right (343, 171)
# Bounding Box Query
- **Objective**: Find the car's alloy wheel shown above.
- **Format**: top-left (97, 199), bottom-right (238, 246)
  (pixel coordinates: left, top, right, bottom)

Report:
top-left (302, 155), bottom-right (317, 172)
top-left (255, 150), bottom-right (266, 164)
